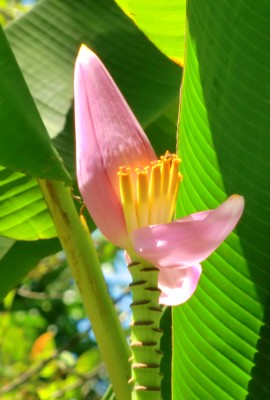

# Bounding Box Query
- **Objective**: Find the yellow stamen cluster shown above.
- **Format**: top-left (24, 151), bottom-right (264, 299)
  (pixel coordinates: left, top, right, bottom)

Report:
top-left (118, 152), bottom-right (182, 234)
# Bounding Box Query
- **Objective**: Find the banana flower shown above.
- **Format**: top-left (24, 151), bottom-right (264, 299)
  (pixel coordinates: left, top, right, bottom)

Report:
top-left (74, 45), bottom-right (244, 307)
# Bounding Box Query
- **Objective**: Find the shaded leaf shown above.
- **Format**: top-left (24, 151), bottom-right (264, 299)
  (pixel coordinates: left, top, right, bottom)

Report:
top-left (53, 106), bottom-right (75, 181)
top-left (5, 0), bottom-right (181, 138)
top-left (0, 238), bottom-right (61, 301)
top-left (0, 26), bottom-right (70, 182)
top-left (145, 100), bottom-right (179, 155)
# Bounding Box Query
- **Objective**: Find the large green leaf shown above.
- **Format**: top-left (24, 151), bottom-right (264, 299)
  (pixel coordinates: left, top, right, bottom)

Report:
top-left (115, 0), bottom-right (186, 65)
top-left (174, 1), bottom-right (270, 398)
top-left (1, 0), bottom-right (181, 241)
top-left (0, 26), bottom-right (70, 182)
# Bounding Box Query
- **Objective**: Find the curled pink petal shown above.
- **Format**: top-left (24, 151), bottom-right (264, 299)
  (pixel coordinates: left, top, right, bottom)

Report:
top-left (158, 264), bottom-right (202, 306)
top-left (74, 45), bottom-right (156, 248)
top-left (132, 195), bottom-right (244, 268)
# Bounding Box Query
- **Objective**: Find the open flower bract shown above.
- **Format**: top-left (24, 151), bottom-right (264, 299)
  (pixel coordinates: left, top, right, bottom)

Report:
top-left (132, 195), bottom-right (244, 304)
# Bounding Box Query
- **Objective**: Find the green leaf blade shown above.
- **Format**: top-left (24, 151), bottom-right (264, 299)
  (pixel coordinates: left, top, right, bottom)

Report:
top-left (0, 26), bottom-right (70, 182)
top-left (0, 237), bottom-right (61, 301)
top-left (0, 167), bottom-right (56, 240)
top-left (174, 0), bottom-right (270, 398)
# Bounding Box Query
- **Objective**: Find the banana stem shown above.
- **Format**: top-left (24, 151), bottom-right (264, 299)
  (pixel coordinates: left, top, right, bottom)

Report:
top-left (128, 261), bottom-right (163, 400)
top-left (38, 179), bottom-right (131, 400)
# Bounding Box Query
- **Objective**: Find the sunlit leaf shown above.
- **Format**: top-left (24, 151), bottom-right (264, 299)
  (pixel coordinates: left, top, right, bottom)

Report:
top-left (0, 167), bottom-right (56, 240)
top-left (115, 0), bottom-right (186, 65)
top-left (174, 1), bottom-right (270, 398)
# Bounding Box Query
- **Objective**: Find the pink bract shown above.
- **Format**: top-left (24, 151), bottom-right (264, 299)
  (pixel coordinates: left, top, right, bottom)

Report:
top-left (131, 195), bottom-right (244, 305)
top-left (74, 45), bottom-right (156, 249)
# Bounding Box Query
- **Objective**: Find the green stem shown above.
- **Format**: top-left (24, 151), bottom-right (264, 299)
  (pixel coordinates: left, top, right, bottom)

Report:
top-left (38, 179), bottom-right (131, 400)
top-left (128, 260), bottom-right (163, 400)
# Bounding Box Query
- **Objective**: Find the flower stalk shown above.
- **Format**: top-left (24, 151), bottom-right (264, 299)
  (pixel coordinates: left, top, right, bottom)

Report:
top-left (38, 179), bottom-right (131, 400)
top-left (128, 260), bottom-right (163, 400)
